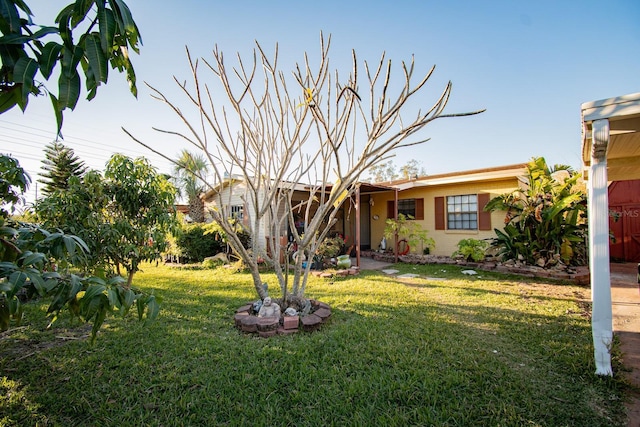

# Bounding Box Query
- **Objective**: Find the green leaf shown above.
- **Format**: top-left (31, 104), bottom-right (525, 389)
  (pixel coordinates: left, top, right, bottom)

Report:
top-left (83, 33), bottom-right (108, 85)
top-left (21, 251), bottom-right (44, 267)
top-left (62, 235), bottom-right (76, 258)
top-left (13, 56), bottom-right (38, 110)
top-left (0, 88), bottom-right (19, 114)
top-left (0, 0), bottom-right (23, 33)
top-left (98, 6), bottom-right (116, 52)
top-left (39, 42), bottom-right (63, 79)
top-left (107, 286), bottom-right (120, 309)
top-left (90, 305), bottom-right (107, 345)
top-left (49, 93), bottom-right (64, 138)
top-left (82, 283), bottom-right (106, 301)
top-left (145, 294), bottom-right (160, 321)
top-left (71, 0), bottom-right (94, 28)
top-left (31, 26), bottom-right (59, 41)
top-left (58, 69), bottom-right (81, 110)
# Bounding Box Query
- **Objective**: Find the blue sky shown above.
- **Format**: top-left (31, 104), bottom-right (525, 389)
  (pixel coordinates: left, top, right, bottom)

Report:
top-left (2, 0), bottom-right (639, 203)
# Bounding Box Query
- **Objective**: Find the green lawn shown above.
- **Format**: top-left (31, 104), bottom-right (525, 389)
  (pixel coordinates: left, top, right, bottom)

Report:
top-left (0, 263), bottom-right (628, 426)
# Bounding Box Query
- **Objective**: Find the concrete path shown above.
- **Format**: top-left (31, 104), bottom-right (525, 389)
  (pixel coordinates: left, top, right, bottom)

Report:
top-left (610, 263), bottom-right (640, 427)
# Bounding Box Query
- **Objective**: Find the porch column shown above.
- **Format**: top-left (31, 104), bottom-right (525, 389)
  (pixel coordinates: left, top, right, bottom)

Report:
top-left (589, 119), bottom-right (613, 376)
top-left (355, 185), bottom-right (361, 268)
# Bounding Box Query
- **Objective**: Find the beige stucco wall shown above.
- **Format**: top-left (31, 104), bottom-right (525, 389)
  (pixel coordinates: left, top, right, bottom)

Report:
top-left (368, 178), bottom-right (519, 257)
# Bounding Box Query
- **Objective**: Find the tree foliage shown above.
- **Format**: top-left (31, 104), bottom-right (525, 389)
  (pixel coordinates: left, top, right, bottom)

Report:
top-left (484, 157), bottom-right (587, 267)
top-left (0, 0), bottom-right (141, 133)
top-left (172, 149), bottom-right (208, 223)
top-left (1, 154), bottom-right (160, 342)
top-left (37, 153), bottom-right (178, 286)
top-left (37, 141), bottom-right (87, 196)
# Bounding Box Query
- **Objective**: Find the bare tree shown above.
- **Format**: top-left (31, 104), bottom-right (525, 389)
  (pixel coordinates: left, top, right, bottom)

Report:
top-left (124, 34), bottom-right (483, 309)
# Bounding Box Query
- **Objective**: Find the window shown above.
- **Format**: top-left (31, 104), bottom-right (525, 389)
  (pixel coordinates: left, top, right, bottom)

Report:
top-left (231, 205), bottom-right (244, 220)
top-left (447, 195), bottom-right (477, 229)
top-left (387, 198), bottom-right (424, 220)
top-left (435, 193), bottom-right (491, 231)
top-left (398, 199), bottom-right (416, 217)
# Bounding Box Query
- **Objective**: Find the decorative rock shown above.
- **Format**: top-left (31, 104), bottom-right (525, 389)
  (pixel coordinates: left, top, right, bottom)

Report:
top-left (258, 329), bottom-right (278, 338)
top-left (283, 315), bottom-right (299, 330)
top-left (234, 312), bottom-right (249, 327)
top-left (277, 327), bottom-right (298, 335)
top-left (257, 317), bottom-right (279, 332)
top-left (317, 301), bottom-right (331, 310)
top-left (239, 316), bottom-right (259, 332)
top-left (284, 307), bottom-right (298, 316)
top-left (236, 304), bottom-right (252, 314)
top-left (461, 270), bottom-right (477, 275)
top-left (300, 314), bottom-right (322, 331)
top-left (313, 307), bottom-right (331, 320)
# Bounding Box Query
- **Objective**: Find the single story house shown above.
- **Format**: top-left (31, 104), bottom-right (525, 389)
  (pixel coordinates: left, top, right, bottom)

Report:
top-left (201, 164), bottom-right (528, 262)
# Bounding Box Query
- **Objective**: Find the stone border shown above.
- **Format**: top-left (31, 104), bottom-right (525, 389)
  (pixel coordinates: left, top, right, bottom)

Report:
top-left (235, 300), bottom-right (332, 336)
top-left (361, 251), bottom-right (590, 285)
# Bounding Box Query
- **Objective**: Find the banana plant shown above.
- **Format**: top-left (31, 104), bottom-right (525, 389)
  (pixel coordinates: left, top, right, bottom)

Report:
top-left (484, 157), bottom-right (587, 267)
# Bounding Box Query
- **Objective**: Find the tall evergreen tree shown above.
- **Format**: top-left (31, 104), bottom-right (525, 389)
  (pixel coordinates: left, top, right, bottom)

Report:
top-left (38, 142), bottom-right (87, 196)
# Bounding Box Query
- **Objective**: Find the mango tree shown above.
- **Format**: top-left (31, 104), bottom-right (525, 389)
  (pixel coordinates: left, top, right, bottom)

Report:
top-left (2, 154), bottom-right (162, 342)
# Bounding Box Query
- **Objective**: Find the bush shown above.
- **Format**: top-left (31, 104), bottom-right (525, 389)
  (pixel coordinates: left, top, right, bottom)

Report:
top-left (175, 223), bottom-right (224, 263)
top-left (453, 238), bottom-right (488, 262)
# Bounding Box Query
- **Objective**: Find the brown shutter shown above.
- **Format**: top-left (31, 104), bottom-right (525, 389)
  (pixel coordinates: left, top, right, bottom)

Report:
top-left (478, 193), bottom-right (491, 230)
top-left (387, 200), bottom-right (395, 219)
top-left (415, 198), bottom-right (424, 220)
top-left (435, 197), bottom-right (445, 230)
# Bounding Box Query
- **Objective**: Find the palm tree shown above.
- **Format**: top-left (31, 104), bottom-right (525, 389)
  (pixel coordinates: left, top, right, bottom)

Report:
top-left (172, 150), bottom-right (209, 222)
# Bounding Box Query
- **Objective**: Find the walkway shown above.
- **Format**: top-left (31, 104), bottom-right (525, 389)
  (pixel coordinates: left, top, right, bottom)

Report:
top-left (610, 263), bottom-right (640, 427)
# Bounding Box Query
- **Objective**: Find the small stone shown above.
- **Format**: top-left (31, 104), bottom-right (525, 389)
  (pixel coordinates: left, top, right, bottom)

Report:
top-left (236, 304), bottom-right (252, 313)
top-left (313, 307), bottom-right (331, 320)
top-left (256, 317), bottom-right (279, 332)
top-left (283, 316), bottom-right (299, 330)
top-left (240, 316), bottom-right (259, 332)
top-left (234, 312), bottom-right (249, 327)
top-left (258, 329), bottom-right (277, 338)
top-left (300, 314), bottom-right (322, 331)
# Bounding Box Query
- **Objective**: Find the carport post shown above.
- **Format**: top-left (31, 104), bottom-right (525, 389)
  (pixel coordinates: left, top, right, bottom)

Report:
top-left (589, 119), bottom-right (613, 376)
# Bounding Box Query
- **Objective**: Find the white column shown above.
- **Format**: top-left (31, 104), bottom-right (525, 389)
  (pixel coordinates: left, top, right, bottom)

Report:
top-left (589, 119), bottom-right (613, 376)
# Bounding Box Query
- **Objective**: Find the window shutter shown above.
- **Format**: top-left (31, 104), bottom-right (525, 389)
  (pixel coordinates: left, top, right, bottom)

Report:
top-left (387, 200), bottom-right (395, 219)
top-left (415, 198), bottom-right (424, 220)
top-left (478, 193), bottom-right (491, 230)
top-left (435, 197), bottom-right (445, 230)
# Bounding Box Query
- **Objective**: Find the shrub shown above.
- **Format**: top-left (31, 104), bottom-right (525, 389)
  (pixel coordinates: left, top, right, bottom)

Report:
top-left (175, 223), bottom-right (224, 263)
top-left (453, 238), bottom-right (488, 262)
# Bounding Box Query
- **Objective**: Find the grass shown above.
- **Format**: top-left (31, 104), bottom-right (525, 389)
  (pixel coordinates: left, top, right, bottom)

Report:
top-left (0, 263), bottom-right (628, 426)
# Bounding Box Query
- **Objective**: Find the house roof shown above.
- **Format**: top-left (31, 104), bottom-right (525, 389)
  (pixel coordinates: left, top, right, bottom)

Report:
top-left (581, 92), bottom-right (640, 181)
top-left (386, 163), bottom-right (528, 190)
